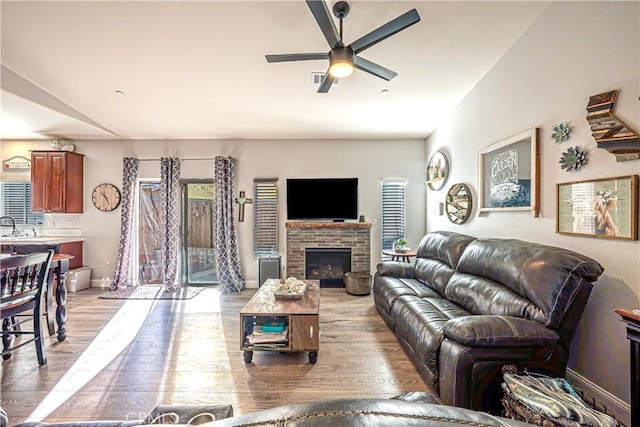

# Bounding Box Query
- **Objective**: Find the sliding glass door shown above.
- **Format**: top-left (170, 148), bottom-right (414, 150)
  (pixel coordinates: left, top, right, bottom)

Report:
top-left (137, 181), bottom-right (162, 284)
top-left (182, 181), bottom-right (217, 285)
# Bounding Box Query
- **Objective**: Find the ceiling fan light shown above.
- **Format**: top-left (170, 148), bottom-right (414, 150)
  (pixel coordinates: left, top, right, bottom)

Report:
top-left (329, 60), bottom-right (354, 78)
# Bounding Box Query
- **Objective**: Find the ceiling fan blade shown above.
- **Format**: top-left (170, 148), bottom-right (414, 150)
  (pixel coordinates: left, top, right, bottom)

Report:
top-left (349, 9), bottom-right (420, 54)
top-left (317, 70), bottom-right (336, 93)
top-left (353, 56), bottom-right (397, 81)
top-left (306, 0), bottom-right (341, 49)
top-left (266, 53), bottom-right (328, 63)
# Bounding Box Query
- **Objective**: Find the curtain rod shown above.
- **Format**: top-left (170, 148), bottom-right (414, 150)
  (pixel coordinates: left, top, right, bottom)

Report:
top-left (135, 156), bottom-right (237, 162)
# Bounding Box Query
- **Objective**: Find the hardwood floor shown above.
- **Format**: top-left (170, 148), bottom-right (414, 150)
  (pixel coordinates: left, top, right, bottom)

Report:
top-left (0, 287), bottom-right (429, 424)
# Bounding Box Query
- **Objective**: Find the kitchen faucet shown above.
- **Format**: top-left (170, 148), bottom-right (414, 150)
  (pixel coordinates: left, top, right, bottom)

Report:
top-left (0, 216), bottom-right (17, 236)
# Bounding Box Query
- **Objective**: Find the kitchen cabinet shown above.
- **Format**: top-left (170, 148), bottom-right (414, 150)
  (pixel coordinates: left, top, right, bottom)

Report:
top-left (31, 151), bottom-right (84, 213)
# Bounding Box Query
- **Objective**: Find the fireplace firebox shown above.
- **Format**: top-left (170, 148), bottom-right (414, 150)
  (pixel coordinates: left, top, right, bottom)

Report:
top-left (305, 248), bottom-right (351, 287)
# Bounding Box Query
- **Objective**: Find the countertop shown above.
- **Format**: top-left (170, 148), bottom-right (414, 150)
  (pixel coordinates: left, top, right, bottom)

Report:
top-left (0, 236), bottom-right (85, 245)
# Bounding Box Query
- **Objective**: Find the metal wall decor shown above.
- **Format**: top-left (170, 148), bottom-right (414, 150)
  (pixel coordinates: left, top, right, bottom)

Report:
top-left (551, 122), bottom-right (571, 143)
top-left (445, 183), bottom-right (472, 224)
top-left (559, 146), bottom-right (587, 172)
top-left (426, 151), bottom-right (449, 191)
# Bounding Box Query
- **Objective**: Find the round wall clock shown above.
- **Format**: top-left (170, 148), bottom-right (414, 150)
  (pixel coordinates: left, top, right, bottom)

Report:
top-left (92, 183), bottom-right (121, 212)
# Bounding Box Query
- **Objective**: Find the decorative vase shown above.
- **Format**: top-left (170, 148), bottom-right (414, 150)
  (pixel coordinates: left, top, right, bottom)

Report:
top-left (50, 139), bottom-right (66, 150)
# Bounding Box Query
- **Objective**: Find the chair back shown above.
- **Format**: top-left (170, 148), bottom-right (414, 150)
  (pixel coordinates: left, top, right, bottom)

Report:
top-left (1, 251), bottom-right (54, 314)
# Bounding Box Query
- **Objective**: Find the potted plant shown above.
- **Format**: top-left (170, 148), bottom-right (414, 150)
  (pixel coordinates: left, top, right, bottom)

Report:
top-left (394, 238), bottom-right (408, 252)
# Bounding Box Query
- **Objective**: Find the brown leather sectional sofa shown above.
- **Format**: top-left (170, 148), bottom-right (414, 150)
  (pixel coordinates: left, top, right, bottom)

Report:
top-left (373, 231), bottom-right (604, 414)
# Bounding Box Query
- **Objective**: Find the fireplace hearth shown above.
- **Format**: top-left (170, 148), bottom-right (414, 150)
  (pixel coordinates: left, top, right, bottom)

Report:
top-left (305, 248), bottom-right (351, 287)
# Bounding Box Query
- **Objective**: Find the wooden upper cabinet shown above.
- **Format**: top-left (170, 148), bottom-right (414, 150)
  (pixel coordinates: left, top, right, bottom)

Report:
top-left (31, 151), bottom-right (84, 213)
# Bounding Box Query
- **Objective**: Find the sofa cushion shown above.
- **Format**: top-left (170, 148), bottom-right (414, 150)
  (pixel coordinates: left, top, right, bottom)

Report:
top-left (413, 259), bottom-right (455, 297)
top-left (374, 277), bottom-right (441, 317)
top-left (444, 273), bottom-right (543, 320)
top-left (454, 238), bottom-right (603, 328)
top-left (443, 315), bottom-right (559, 347)
top-left (376, 262), bottom-right (416, 279)
top-left (392, 295), bottom-right (470, 380)
top-left (415, 231), bottom-right (476, 270)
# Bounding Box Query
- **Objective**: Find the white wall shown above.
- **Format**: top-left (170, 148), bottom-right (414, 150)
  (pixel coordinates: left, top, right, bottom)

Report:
top-left (0, 138), bottom-right (426, 286)
top-left (425, 0), bottom-right (639, 408)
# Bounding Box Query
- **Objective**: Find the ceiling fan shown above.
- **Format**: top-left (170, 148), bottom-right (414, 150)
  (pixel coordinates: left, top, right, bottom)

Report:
top-left (265, 0), bottom-right (420, 93)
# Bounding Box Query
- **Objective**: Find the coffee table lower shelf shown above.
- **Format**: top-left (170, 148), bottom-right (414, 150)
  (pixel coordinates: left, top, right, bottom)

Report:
top-left (240, 314), bottom-right (319, 363)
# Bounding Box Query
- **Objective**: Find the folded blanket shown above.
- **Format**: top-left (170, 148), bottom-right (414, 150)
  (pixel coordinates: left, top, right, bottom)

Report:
top-left (502, 371), bottom-right (616, 427)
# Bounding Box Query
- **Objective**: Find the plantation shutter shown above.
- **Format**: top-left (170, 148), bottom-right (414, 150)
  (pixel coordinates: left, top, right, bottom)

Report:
top-left (0, 182), bottom-right (43, 225)
top-left (381, 179), bottom-right (406, 255)
top-left (253, 178), bottom-right (278, 257)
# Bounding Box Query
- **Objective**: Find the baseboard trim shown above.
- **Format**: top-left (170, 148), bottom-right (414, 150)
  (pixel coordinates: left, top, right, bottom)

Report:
top-left (90, 279), bottom-right (111, 288)
top-left (566, 368), bottom-right (630, 426)
top-left (245, 280), bottom-right (259, 289)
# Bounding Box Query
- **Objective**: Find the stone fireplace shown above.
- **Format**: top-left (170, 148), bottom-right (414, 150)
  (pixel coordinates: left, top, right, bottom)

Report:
top-left (286, 222), bottom-right (372, 287)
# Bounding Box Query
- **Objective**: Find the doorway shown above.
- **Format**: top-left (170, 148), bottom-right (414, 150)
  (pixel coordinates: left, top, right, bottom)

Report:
top-left (137, 181), bottom-right (162, 284)
top-left (182, 181), bottom-right (217, 285)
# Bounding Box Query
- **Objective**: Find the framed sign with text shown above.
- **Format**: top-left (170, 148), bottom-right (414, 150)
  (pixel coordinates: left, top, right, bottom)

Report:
top-left (478, 128), bottom-right (539, 217)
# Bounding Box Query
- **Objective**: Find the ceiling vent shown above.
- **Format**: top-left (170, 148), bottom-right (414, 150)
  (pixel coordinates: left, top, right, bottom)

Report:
top-left (312, 72), bottom-right (338, 85)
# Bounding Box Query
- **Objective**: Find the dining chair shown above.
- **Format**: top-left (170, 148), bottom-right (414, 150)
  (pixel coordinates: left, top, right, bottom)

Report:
top-left (1, 250), bottom-right (54, 365)
top-left (12, 244), bottom-right (60, 336)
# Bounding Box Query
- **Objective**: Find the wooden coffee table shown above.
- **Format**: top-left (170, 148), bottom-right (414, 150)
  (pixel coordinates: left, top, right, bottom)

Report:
top-left (240, 279), bottom-right (320, 364)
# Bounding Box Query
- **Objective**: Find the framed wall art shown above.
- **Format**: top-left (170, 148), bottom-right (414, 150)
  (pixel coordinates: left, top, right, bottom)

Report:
top-left (556, 175), bottom-right (638, 240)
top-left (478, 128), bottom-right (539, 217)
top-left (426, 151), bottom-right (449, 191)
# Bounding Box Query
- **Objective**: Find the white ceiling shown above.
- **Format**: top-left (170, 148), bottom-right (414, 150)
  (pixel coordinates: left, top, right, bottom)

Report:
top-left (0, 1), bottom-right (549, 141)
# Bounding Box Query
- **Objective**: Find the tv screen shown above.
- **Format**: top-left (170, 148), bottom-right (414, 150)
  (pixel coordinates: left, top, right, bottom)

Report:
top-left (287, 178), bottom-right (358, 221)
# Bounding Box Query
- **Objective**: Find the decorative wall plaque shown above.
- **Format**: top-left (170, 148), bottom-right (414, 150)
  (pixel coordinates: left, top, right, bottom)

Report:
top-left (2, 155), bottom-right (31, 171)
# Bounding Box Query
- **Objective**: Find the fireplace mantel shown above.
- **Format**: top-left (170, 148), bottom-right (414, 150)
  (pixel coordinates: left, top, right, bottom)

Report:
top-left (285, 222), bottom-right (371, 283)
top-left (285, 221), bottom-right (372, 230)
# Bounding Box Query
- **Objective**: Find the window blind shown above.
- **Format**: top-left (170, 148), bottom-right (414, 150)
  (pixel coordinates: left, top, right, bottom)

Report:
top-left (381, 180), bottom-right (406, 254)
top-left (0, 182), bottom-right (43, 225)
top-left (253, 178), bottom-right (278, 257)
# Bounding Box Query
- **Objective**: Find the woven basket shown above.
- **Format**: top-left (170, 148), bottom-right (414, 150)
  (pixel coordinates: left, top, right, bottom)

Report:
top-left (343, 271), bottom-right (371, 295)
top-left (501, 366), bottom-right (625, 427)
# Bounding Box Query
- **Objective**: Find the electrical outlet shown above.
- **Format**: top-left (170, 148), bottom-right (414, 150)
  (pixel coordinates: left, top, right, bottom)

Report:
top-left (105, 261), bottom-right (110, 269)
top-left (47, 220), bottom-right (55, 228)
top-left (67, 220), bottom-right (73, 227)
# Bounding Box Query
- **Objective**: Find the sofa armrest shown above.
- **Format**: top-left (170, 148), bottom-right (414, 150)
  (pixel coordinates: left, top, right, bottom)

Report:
top-left (443, 315), bottom-right (559, 347)
top-left (375, 261), bottom-right (416, 279)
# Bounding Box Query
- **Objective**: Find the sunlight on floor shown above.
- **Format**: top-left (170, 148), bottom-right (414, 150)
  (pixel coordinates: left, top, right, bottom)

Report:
top-left (25, 298), bottom-right (157, 422)
top-left (24, 287), bottom-right (221, 422)
top-left (156, 287), bottom-right (231, 406)
top-left (180, 287), bottom-right (221, 314)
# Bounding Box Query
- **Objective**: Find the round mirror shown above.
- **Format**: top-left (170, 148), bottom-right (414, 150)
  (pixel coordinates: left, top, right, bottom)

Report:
top-left (445, 183), bottom-right (472, 224)
top-left (426, 151), bottom-right (449, 191)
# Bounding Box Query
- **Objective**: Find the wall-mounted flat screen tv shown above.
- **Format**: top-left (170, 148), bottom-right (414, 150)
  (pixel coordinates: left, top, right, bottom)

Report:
top-left (287, 178), bottom-right (358, 221)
